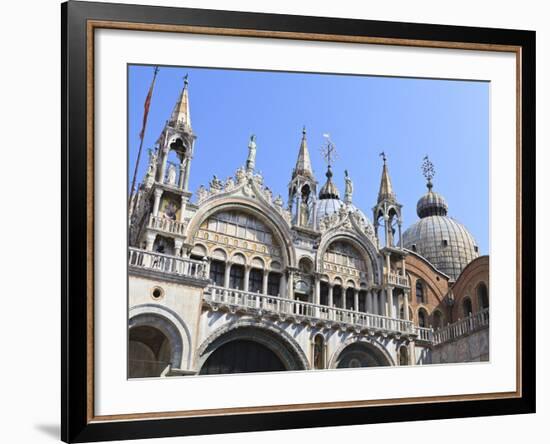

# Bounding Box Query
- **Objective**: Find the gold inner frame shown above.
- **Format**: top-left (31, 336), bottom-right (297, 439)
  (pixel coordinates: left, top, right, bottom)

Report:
top-left (85, 19), bottom-right (523, 423)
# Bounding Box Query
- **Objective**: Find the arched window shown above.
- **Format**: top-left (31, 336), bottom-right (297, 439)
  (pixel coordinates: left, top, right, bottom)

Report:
top-left (418, 308), bottom-right (428, 327)
top-left (313, 334), bottom-right (325, 369)
top-left (199, 210), bottom-right (282, 262)
top-left (249, 268), bottom-right (263, 293)
top-left (209, 260), bottom-right (225, 286)
top-left (345, 288), bottom-right (355, 310)
top-left (320, 281), bottom-right (329, 306)
top-left (333, 285), bottom-right (343, 308)
top-left (462, 297), bottom-right (473, 317)
top-left (359, 290), bottom-right (367, 312)
top-left (477, 283), bottom-right (489, 310)
top-left (416, 280), bottom-right (425, 304)
top-left (267, 272), bottom-right (281, 296)
top-left (229, 264), bottom-right (245, 290)
top-left (323, 241), bottom-right (367, 276)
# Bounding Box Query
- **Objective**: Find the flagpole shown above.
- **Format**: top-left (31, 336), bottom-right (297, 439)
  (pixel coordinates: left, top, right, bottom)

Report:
top-left (129, 66), bottom-right (159, 208)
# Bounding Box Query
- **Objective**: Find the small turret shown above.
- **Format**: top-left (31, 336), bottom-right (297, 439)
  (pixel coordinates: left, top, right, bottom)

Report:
top-left (288, 127), bottom-right (317, 227)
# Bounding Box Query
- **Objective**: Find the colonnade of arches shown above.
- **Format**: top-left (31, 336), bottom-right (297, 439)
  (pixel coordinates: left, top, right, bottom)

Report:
top-left (128, 313), bottom-right (394, 378)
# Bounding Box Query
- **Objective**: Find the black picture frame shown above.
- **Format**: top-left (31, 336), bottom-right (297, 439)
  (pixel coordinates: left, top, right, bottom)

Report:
top-left (61, 1), bottom-right (536, 442)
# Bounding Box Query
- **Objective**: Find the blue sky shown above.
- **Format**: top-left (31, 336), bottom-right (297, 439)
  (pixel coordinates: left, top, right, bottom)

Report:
top-left (128, 65), bottom-right (489, 254)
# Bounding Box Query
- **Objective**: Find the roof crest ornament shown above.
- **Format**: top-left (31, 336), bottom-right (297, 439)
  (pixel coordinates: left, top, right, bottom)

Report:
top-left (421, 155), bottom-right (436, 190)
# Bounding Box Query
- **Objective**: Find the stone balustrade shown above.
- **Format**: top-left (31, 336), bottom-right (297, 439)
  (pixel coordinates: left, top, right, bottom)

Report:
top-left (128, 247), bottom-right (209, 280)
top-left (204, 285), bottom-right (416, 336)
top-left (433, 308), bottom-right (489, 345)
top-left (148, 214), bottom-right (187, 236)
top-left (385, 272), bottom-right (410, 288)
top-left (415, 327), bottom-right (434, 342)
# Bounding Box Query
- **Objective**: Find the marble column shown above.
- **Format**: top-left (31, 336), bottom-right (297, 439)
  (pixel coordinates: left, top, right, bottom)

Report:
top-left (183, 156), bottom-right (192, 191)
top-left (262, 270), bottom-right (269, 295)
top-left (152, 188), bottom-right (163, 216)
top-left (279, 273), bottom-right (286, 298)
top-left (174, 239), bottom-right (183, 257)
top-left (179, 195), bottom-right (188, 223)
top-left (366, 290), bottom-right (373, 313)
top-left (178, 161), bottom-right (185, 189)
top-left (403, 290), bottom-right (410, 321)
top-left (159, 149), bottom-right (168, 183)
top-left (328, 284), bottom-right (334, 307)
top-left (381, 289), bottom-right (389, 317)
top-left (387, 286), bottom-right (394, 318)
top-left (224, 262), bottom-right (231, 289)
top-left (243, 266), bottom-right (250, 292)
top-left (145, 232), bottom-right (156, 251)
top-left (314, 275), bottom-right (321, 305)
top-left (287, 270), bottom-right (295, 299)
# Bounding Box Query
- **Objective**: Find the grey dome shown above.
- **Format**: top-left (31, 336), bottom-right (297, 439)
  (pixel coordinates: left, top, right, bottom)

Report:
top-left (402, 215), bottom-right (479, 280)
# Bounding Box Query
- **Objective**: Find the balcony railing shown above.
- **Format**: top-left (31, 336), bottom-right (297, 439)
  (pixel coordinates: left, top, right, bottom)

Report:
top-left (148, 214), bottom-right (186, 236)
top-left (385, 272), bottom-right (409, 288)
top-left (204, 286), bottom-right (416, 335)
top-left (433, 308), bottom-right (489, 345)
top-left (415, 327), bottom-right (434, 342)
top-left (128, 247), bottom-right (209, 281)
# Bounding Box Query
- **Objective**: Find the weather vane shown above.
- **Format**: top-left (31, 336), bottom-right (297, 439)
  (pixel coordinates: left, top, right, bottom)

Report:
top-left (321, 133), bottom-right (338, 167)
top-left (421, 155), bottom-right (436, 189)
top-left (379, 151), bottom-right (387, 164)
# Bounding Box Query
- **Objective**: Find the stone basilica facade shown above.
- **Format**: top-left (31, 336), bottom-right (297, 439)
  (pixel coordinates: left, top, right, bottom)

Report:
top-left (128, 77), bottom-right (490, 378)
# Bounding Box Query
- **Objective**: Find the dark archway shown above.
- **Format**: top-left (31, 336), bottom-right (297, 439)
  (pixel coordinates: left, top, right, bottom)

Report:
top-left (198, 326), bottom-right (307, 375)
top-left (335, 342), bottom-right (391, 368)
top-left (129, 325), bottom-right (172, 378)
top-left (199, 340), bottom-right (285, 375)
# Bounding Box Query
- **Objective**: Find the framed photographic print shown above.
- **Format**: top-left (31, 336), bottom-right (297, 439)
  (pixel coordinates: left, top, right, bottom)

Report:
top-left (61, 1), bottom-right (536, 442)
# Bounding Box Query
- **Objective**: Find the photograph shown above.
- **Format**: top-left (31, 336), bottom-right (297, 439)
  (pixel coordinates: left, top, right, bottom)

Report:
top-left (127, 64), bottom-right (490, 378)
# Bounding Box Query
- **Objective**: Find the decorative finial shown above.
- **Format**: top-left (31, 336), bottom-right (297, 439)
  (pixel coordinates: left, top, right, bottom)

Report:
top-left (421, 155), bottom-right (435, 190)
top-left (184, 73), bottom-right (189, 86)
top-left (302, 125), bottom-right (306, 136)
top-left (379, 151), bottom-right (387, 164)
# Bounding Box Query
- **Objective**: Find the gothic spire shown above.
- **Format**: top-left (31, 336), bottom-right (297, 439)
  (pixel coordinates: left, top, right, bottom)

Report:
top-left (377, 151), bottom-right (396, 204)
top-left (292, 126), bottom-right (314, 180)
top-left (169, 74), bottom-right (192, 130)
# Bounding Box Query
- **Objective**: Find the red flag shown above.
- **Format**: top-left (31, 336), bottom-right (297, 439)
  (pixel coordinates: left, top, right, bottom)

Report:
top-left (139, 66), bottom-right (159, 140)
